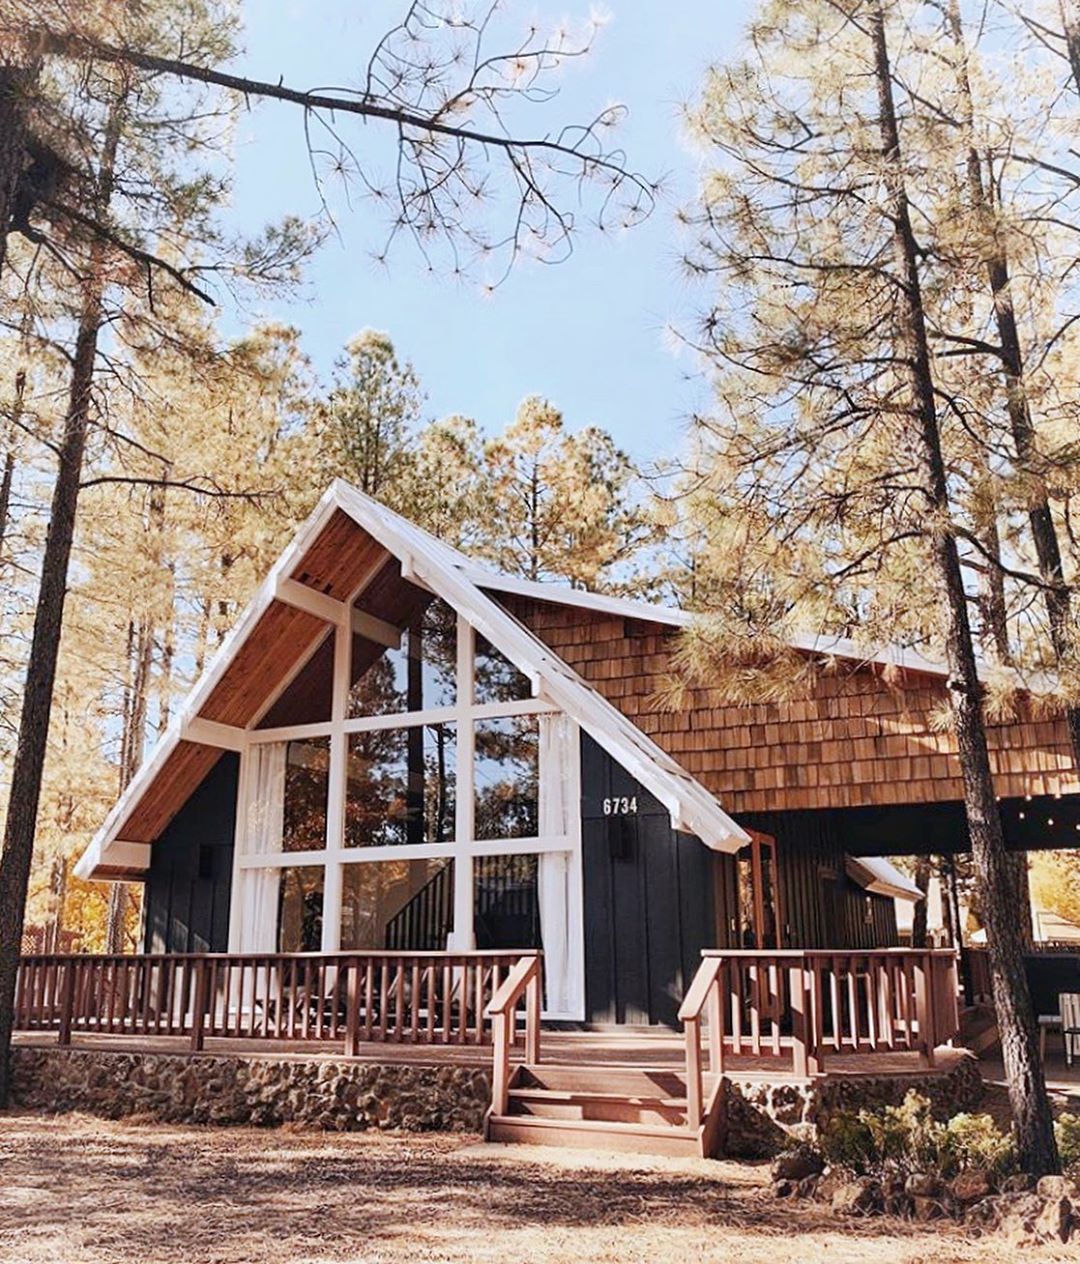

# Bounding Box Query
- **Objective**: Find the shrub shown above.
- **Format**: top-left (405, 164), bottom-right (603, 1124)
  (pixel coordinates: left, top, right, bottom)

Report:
top-left (1056, 1113), bottom-right (1080, 1175)
top-left (819, 1090), bottom-right (1015, 1180)
top-left (941, 1112), bottom-right (1016, 1179)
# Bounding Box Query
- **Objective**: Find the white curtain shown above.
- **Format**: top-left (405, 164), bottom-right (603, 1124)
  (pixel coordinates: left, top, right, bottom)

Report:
top-left (237, 742), bottom-right (287, 952)
top-left (537, 715), bottom-right (582, 1016)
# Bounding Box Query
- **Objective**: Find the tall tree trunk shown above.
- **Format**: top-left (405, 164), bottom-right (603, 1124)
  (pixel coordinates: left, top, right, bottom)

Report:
top-left (46, 852), bottom-right (67, 954)
top-left (979, 517), bottom-right (1013, 667)
top-left (1060, 0), bottom-right (1080, 95)
top-left (870, 0), bottom-right (1057, 1174)
top-left (947, 0), bottom-right (1080, 765)
top-left (0, 363), bottom-right (27, 570)
top-left (1010, 851), bottom-right (1034, 948)
top-left (0, 95), bottom-right (123, 1107)
top-left (0, 59), bottom-right (37, 281)
top-left (108, 611), bottom-right (153, 953)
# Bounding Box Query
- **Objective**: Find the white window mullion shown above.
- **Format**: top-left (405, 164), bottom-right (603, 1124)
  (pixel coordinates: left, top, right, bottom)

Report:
top-left (321, 618), bottom-right (351, 951)
top-left (449, 615), bottom-right (476, 950)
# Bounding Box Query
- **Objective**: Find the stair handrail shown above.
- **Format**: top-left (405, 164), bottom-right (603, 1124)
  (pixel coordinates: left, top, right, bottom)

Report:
top-left (383, 859), bottom-right (454, 950)
top-left (485, 952), bottom-right (542, 1115)
top-left (678, 955), bottom-right (725, 1128)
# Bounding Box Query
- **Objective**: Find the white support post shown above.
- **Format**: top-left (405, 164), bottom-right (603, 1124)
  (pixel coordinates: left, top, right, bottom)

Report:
top-left (321, 617), bottom-right (351, 952)
top-left (448, 615), bottom-right (476, 951)
top-left (226, 747), bottom-right (250, 952)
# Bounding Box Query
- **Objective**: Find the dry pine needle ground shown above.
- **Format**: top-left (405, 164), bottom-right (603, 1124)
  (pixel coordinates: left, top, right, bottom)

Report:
top-left (0, 1111), bottom-right (1070, 1264)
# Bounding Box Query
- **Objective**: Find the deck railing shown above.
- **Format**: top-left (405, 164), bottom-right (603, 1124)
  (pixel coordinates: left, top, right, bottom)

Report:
top-left (485, 953), bottom-right (542, 1115)
top-left (680, 948), bottom-right (960, 1110)
top-left (14, 951), bottom-right (527, 1053)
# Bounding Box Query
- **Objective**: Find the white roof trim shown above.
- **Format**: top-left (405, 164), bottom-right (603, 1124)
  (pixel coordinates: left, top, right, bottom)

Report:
top-left (77, 482), bottom-right (749, 880)
top-left (845, 855), bottom-right (925, 903)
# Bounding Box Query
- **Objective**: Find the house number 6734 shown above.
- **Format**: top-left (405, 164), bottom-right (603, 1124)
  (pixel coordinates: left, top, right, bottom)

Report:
top-left (603, 796), bottom-right (637, 816)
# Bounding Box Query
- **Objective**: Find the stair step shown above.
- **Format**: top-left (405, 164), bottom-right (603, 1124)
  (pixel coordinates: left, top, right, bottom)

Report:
top-left (508, 1086), bottom-right (688, 1126)
top-left (517, 1063), bottom-right (692, 1098)
top-left (487, 1112), bottom-right (701, 1157)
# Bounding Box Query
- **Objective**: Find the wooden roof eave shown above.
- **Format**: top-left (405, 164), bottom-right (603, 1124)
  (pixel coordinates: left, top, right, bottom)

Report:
top-left (75, 487), bottom-right (355, 881)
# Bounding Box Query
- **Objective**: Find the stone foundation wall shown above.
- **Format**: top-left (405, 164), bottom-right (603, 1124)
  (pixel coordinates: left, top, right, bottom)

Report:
top-left (11, 1047), bottom-right (491, 1132)
top-left (728, 1053), bottom-right (985, 1153)
top-left (11, 1045), bottom-right (983, 1152)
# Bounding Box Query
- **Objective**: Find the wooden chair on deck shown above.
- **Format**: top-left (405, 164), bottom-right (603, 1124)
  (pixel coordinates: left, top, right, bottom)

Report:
top-left (1061, 993), bottom-right (1080, 1068)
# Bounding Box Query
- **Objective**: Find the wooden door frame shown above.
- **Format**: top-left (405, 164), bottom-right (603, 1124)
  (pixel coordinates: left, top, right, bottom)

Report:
top-left (740, 828), bottom-right (783, 949)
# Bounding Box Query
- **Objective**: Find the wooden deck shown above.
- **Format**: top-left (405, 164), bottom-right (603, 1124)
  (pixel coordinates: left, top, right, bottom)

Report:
top-left (14, 947), bottom-right (967, 1159)
top-left (13, 1027), bottom-right (968, 1080)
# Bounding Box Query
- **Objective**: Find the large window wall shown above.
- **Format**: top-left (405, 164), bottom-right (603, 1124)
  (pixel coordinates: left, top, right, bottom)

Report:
top-left (229, 597), bottom-right (585, 1017)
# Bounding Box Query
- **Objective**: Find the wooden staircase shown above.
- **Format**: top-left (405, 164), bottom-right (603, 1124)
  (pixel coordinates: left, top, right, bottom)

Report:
top-left (483, 954), bottom-right (728, 1160)
top-left (485, 1062), bottom-right (726, 1158)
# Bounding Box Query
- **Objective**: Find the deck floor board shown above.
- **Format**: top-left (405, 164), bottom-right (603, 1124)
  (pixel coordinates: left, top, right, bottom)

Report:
top-left (13, 1029), bottom-right (966, 1078)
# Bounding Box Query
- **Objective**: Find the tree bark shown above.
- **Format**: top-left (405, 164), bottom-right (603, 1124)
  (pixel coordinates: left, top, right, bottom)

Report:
top-left (108, 608), bottom-right (153, 953)
top-left (46, 853), bottom-right (67, 954)
top-left (869, 0), bottom-right (1058, 1174)
top-left (1060, 0), bottom-right (1080, 97)
top-left (979, 517), bottom-right (1013, 667)
top-left (947, 0), bottom-right (1080, 765)
top-left (0, 360), bottom-right (27, 569)
top-left (0, 94), bottom-right (123, 1107)
top-left (0, 59), bottom-right (37, 281)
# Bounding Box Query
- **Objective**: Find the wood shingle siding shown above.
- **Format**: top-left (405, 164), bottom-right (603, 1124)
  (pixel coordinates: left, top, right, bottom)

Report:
top-left (493, 593), bottom-right (1078, 814)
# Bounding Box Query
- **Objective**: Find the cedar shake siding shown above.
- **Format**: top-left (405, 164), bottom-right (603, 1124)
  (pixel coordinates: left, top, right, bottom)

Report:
top-left (493, 592), bottom-right (1078, 815)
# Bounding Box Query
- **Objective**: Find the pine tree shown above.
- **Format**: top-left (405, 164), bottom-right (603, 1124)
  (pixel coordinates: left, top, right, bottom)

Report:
top-left (479, 396), bottom-right (651, 591)
top-left (678, 0), bottom-right (1059, 1171)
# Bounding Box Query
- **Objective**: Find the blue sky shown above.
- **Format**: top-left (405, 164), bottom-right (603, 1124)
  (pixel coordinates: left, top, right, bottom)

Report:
top-left (228, 2), bottom-right (751, 464)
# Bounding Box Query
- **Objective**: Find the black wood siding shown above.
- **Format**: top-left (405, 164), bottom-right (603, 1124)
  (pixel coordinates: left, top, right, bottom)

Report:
top-left (143, 752), bottom-right (238, 953)
top-left (580, 734), bottom-right (716, 1027)
top-left (726, 808), bottom-right (900, 951)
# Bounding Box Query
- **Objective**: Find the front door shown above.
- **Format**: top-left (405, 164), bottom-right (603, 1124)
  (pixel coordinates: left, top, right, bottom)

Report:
top-left (735, 830), bottom-right (782, 949)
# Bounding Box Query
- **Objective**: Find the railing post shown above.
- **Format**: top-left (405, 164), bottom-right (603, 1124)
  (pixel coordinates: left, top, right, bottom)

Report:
top-left (707, 971), bottom-right (724, 1075)
top-left (57, 959), bottom-right (76, 1047)
top-left (344, 958), bottom-right (360, 1058)
top-left (190, 958), bottom-right (209, 1053)
top-left (789, 960), bottom-right (809, 1078)
top-left (685, 1016), bottom-right (703, 1127)
top-left (525, 960), bottom-right (541, 1066)
top-left (492, 1011), bottom-right (510, 1115)
top-left (914, 952), bottom-right (934, 1068)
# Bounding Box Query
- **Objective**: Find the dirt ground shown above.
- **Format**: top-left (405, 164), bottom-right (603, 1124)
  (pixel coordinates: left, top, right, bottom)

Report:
top-left (0, 1110), bottom-right (1072, 1264)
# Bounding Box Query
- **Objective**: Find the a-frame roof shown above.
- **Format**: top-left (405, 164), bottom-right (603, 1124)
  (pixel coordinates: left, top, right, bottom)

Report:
top-left (75, 480), bottom-right (750, 881)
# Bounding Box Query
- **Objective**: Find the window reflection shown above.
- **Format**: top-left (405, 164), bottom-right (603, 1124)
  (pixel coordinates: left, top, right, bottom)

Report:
top-left (474, 633), bottom-right (531, 705)
top-left (474, 854), bottom-right (540, 949)
top-left (282, 738), bottom-right (330, 852)
top-left (475, 716), bottom-right (539, 840)
top-left (341, 858), bottom-right (454, 950)
top-left (277, 866), bottom-right (324, 951)
top-left (345, 723), bottom-right (456, 847)
top-left (349, 598), bottom-right (456, 718)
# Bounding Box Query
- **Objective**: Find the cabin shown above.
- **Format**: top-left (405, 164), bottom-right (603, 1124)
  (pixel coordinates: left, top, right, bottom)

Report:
top-left (72, 480), bottom-right (1080, 1017)
top-left (16, 480), bottom-right (1078, 1156)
